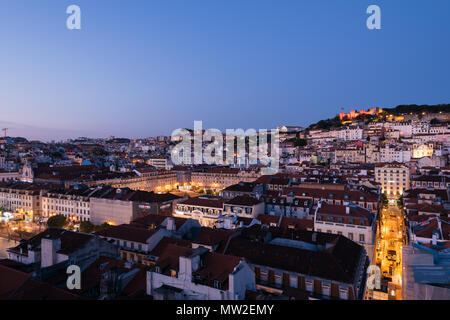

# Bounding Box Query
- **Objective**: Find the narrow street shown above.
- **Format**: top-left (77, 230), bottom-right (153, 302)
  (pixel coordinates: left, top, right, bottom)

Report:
top-left (374, 202), bottom-right (405, 299)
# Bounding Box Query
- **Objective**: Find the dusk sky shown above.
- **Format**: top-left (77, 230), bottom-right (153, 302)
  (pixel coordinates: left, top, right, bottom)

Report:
top-left (0, 0), bottom-right (449, 141)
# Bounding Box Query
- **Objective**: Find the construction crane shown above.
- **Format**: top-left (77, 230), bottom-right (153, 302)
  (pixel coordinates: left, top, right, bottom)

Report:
top-left (2, 128), bottom-right (9, 137)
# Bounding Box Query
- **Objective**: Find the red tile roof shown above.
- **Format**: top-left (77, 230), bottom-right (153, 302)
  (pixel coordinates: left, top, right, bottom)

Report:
top-left (224, 225), bottom-right (364, 284)
top-left (179, 197), bottom-right (225, 209)
top-left (95, 224), bottom-right (157, 243)
top-left (149, 237), bottom-right (192, 258)
top-left (192, 228), bottom-right (236, 250)
top-left (0, 264), bottom-right (82, 300)
top-left (225, 195), bottom-right (262, 206)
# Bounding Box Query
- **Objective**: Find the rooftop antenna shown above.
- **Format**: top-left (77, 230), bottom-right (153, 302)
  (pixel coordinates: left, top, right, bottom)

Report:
top-left (2, 128), bottom-right (9, 138)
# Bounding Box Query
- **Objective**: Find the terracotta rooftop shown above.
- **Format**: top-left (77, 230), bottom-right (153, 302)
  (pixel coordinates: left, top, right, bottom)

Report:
top-left (224, 225), bottom-right (365, 284)
top-left (179, 196), bottom-right (225, 209)
top-left (95, 224), bottom-right (157, 243)
top-left (8, 228), bottom-right (95, 256)
top-left (0, 264), bottom-right (82, 300)
top-left (225, 195), bottom-right (263, 206)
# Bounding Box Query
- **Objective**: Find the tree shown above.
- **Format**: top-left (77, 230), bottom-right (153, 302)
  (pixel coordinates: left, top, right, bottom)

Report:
top-left (47, 215), bottom-right (68, 228)
top-left (397, 195), bottom-right (403, 210)
top-left (94, 222), bottom-right (110, 232)
top-left (430, 118), bottom-right (441, 125)
top-left (381, 193), bottom-right (388, 208)
top-left (79, 221), bottom-right (95, 233)
top-left (295, 138), bottom-right (307, 147)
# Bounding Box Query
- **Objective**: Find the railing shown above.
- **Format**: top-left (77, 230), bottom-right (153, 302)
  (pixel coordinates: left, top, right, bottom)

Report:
top-left (315, 220), bottom-right (369, 230)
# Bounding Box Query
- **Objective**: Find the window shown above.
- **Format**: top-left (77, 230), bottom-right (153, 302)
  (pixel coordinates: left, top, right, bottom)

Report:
top-left (359, 234), bottom-right (365, 242)
top-left (348, 233), bottom-right (353, 240)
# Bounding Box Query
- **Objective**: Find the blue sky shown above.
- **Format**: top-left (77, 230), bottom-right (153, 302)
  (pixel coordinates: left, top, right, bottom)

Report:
top-left (0, 0), bottom-right (449, 141)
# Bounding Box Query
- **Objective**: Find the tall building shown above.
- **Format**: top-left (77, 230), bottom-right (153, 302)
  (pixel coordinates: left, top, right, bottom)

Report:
top-left (375, 164), bottom-right (410, 198)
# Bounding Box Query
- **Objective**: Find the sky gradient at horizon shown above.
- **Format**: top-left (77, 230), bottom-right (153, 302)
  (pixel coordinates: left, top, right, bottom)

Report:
top-left (0, 0), bottom-right (449, 141)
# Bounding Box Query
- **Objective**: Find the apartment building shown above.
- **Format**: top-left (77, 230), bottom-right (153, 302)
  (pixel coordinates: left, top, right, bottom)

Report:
top-left (112, 169), bottom-right (178, 193)
top-left (224, 225), bottom-right (369, 300)
top-left (307, 129), bottom-right (339, 143)
top-left (334, 148), bottom-right (365, 164)
top-left (147, 245), bottom-right (255, 300)
top-left (41, 187), bottom-right (92, 221)
top-left (7, 228), bottom-right (119, 268)
top-left (0, 182), bottom-right (46, 219)
top-left (365, 144), bottom-right (381, 164)
top-left (174, 197), bottom-right (225, 228)
top-left (95, 223), bottom-right (176, 263)
top-left (375, 164), bottom-right (410, 198)
top-left (282, 186), bottom-right (380, 214)
top-left (220, 181), bottom-right (264, 200)
top-left (411, 175), bottom-right (450, 190)
top-left (402, 242), bottom-right (450, 300)
top-left (338, 126), bottom-right (363, 141)
top-left (385, 121), bottom-right (413, 137)
top-left (254, 174), bottom-right (290, 192)
top-left (0, 170), bottom-right (21, 182)
top-left (146, 157), bottom-right (172, 170)
top-left (40, 185), bottom-right (182, 224)
top-left (380, 145), bottom-right (411, 163)
top-left (314, 203), bottom-right (377, 259)
top-left (412, 121), bottom-right (431, 135)
top-left (256, 214), bottom-right (314, 231)
top-left (89, 187), bottom-right (181, 225)
top-left (190, 167), bottom-right (261, 190)
top-left (223, 196), bottom-right (265, 219)
top-left (264, 196), bottom-right (313, 219)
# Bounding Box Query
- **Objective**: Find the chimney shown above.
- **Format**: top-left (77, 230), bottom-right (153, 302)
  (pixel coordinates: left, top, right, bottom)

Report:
top-left (166, 217), bottom-right (176, 231)
top-left (179, 253), bottom-right (202, 282)
top-left (432, 233), bottom-right (438, 246)
top-left (346, 206), bottom-right (350, 214)
top-left (41, 237), bottom-right (61, 268)
top-left (224, 218), bottom-right (232, 230)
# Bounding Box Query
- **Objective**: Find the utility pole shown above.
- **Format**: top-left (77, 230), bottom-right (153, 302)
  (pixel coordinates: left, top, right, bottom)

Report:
top-left (2, 128), bottom-right (9, 137)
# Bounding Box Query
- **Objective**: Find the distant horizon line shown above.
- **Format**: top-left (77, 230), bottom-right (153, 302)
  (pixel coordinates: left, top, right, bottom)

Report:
top-left (2, 103), bottom-right (448, 143)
